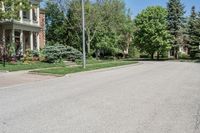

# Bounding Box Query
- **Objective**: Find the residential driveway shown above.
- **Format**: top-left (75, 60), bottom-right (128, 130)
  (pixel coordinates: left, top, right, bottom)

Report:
top-left (0, 71), bottom-right (56, 88)
top-left (0, 61), bottom-right (200, 133)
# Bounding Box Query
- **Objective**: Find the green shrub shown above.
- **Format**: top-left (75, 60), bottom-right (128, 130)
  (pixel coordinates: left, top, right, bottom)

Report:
top-left (31, 50), bottom-right (40, 57)
top-left (103, 56), bottom-right (116, 60)
top-left (7, 42), bottom-right (16, 57)
top-left (23, 49), bottom-right (33, 63)
top-left (195, 53), bottom-right (200, 59)
top-left (178, 52), bottom-right (190, 59)
top-left (128, 46), bottom-right (140, 58)
top-left (190, 50), bottom-right (198, 58)
top-left (42, 45), bottom-right (82, 63)
top-left (65, 46), bottom-right (82, 61)
top-left (140, 54), bottom-right (149, 58)
top-left (42, 46), bottom-right (62, 63)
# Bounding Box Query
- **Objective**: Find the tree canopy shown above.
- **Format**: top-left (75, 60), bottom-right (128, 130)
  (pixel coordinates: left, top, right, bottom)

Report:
top-left (45, 0), bottom-right (200, 59)
top-left (134, 6), bottom-right (172, 59)
top-left (46, 0), bottom-right (134, 58)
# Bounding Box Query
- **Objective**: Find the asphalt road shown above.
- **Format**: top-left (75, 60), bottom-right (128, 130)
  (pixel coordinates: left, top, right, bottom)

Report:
top-left (0, 61), bottom-right (200, 133)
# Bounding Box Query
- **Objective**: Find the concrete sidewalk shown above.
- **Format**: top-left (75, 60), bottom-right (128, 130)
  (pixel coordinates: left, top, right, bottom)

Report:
top-left (0, 71), bottom-right (56, 88)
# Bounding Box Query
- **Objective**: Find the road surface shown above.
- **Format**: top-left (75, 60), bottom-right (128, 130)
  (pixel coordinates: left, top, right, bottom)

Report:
top-left (0, 61), bottom-right (200, 133)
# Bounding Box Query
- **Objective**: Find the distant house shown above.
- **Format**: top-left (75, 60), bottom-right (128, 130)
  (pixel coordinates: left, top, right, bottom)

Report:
top-left (0, 0), bottom-right (45, 55)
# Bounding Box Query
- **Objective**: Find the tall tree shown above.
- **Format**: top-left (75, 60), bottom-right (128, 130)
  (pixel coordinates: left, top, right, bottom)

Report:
top-left (167, 0), bottom-right (185, 59)
top-left (188, 6), bottom-right (200, 58)
top-left (188, 6), bottom-right (197, 57)
top-left (134, 6), bottom-right (172, 59)
top-left (45, 1), bottom-right (67, 45)
top-left (65, 0), bottom-right (100, 52)
top-left (93, 0), bottom-right (133, 57)
top-left (66, 0), bottom-right (131, 57)
top-left (45, 0), bottom-right (135, 58)
top-left (118, 9), bottom-right (135, 57)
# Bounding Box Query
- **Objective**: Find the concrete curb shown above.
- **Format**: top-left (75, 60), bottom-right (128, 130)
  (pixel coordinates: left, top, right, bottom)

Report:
top-left (28, 71), bottom-right (63, 77)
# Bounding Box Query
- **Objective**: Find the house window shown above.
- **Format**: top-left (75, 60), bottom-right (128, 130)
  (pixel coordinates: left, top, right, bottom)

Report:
top-left (23, 11), bottom-right (30, 20)
top-left (4, 3), bottom-right (12, 12)
top-left (32, 8), bottom-right (37, 22)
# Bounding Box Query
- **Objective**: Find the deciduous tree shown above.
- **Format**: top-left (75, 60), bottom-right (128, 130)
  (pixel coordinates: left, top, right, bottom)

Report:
top-left (134, 6), bottom-right (172, 59)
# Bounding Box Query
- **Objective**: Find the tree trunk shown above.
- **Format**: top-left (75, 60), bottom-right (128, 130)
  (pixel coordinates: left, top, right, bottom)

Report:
top-left (95, 49), bottom-right (100, 59)
top-left (151, 53), bottom-right (154, 60)
top-left (174, 47), bottom-right (178, 59)
top-left (86, 30), bottom-right (92, 55)
top-left (124, 33), bottom-right (131, 58)
top-left (157, 52), bottom-right (160, 60)
top-left (123, 47), bottom-right (129, 59)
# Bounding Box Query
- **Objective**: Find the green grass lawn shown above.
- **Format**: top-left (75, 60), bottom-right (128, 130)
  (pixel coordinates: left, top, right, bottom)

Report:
top-left (0, 62), bottom-right (65, 72)
top-left (75, 58), bottom-right (116, 65)
top-left (32, 61), bottom-right (137, 76)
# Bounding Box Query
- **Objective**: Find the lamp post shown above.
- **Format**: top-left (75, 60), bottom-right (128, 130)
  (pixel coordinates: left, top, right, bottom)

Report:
top-left (81, 0), bottom-right (86, 69)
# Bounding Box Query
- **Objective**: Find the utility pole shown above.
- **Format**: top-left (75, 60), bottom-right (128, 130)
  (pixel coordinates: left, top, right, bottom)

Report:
top-left (81, 0), bottom-right (86, 68)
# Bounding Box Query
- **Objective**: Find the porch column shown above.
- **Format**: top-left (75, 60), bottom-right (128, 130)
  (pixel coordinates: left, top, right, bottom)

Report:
top-left (20, 30), bottom-right (24, 54)
top-left (37, 33), bottom-right (40, 50)
top-left (20, 2), bottom-right (23, 22)
top-left (30, 31), bottom-right (33, 50)
top-left (37, 7), bottom-right (40, 25)
top-left (2, 2), bottom-right (5, 11)
top-left (12, 29), bottom-right (15, 43)
top-left (30, 5), bottom-right (33, 24)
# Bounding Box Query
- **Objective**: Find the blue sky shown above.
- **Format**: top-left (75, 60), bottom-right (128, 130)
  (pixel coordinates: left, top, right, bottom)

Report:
top-left (124, 0), bottom-right (200, 18)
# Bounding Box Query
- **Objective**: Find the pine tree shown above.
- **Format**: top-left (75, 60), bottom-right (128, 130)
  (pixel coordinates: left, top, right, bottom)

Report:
top-left (188, 6), bottom-right (200, 58)
top-left (193, 12), bottom-right (200, 58)
top-left (167, 0), bottom-right (185, 59)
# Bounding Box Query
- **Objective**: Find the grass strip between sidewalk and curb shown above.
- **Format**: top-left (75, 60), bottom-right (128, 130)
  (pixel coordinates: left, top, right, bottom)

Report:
top-left (31, 61), bottom-right (137, 76)
top-left (0, 62), bottom-right (65, 72)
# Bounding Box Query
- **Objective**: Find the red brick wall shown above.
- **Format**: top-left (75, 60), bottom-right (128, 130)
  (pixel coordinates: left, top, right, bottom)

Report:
top-left (39, 11), bottom-right (45, 48)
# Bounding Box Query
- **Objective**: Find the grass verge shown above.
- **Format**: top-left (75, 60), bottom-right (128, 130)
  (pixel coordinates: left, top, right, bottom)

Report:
top-left (75, 59), bottom-right (117, 65)
top-left (0, 62), bottom-right (65, 72)
top-left (32, 61), bottom-right (137, 76)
